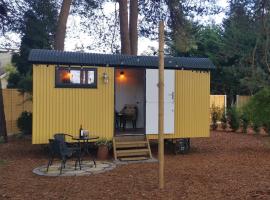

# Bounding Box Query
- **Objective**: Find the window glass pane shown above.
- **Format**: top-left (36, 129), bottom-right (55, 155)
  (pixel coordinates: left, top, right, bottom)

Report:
top-left (56, 67), bottom-right (97, 88)
top-left (59, 69), bottom-right (71, 83)
top-left (70, 70), bottom-right (81, 84)
top-left (88, 71), bottom-right (95, 84)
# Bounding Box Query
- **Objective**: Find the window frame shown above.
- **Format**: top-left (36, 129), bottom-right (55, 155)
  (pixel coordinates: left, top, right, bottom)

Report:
top-left (55, 66), bottom-right (98, 88)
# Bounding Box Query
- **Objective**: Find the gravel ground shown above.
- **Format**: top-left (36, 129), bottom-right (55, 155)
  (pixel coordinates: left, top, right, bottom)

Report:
top-left (1, 131), bottom-right (270, 200)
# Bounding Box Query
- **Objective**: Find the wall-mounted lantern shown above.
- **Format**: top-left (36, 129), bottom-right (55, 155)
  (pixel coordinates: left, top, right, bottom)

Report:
top-left (120, 71), bottom-right (125, 79)
top-left (103, 72), bottom-right (109, 84)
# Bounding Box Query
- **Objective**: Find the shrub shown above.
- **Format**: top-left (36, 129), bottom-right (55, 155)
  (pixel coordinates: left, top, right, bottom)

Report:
top-left (17, 111), bottom-right (32, 135)
top-left (239, 111), bottom-right (249, 133)
top-left (252, 123), bottom-right (260, 134)
top-left (210, 104), bottom-right (222, 130)
top-left (0, 136), bottom-right (5, 144)
top-left (227, 106), bottom-right (240, 132)
top-left (220, 107), bottom-right (227, 130)
top-left (242, 87), bottom-right (270, 135)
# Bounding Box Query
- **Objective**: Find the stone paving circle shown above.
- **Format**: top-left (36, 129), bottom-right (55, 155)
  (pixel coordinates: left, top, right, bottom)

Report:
top-left (33, 160), bottom-right (116, 176)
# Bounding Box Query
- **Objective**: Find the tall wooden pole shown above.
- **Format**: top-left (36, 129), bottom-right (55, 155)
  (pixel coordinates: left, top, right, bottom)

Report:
top-left (158, 21), bottom-right (165, 189)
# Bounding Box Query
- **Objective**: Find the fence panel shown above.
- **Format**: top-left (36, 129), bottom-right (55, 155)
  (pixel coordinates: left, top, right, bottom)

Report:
top-left (236, 95), bottom-right (251, 108)
top-left (210, 95), bottom-right (226, 110)
top-left (3, 89), bottom-right (32, 135)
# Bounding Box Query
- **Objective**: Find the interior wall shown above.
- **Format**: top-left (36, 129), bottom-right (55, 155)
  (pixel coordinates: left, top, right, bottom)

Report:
top-left (115, 69), bottom-right (145, 128)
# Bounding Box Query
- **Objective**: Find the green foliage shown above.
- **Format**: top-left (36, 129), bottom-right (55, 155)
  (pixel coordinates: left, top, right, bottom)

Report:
top-left (227, 106), bottom-right (240, 132)
top-left (0, 159), bottom-right (7, 167)
top-left (95, 138), bottom-right (112, 150)
top-left (192, 25), bottom-right (223, 65)
top-left (220, 108), bottom-right (227, 130)
top-left (18, 73), bottom-right (33, 95)
top-left (17, 111), bottom-right (32, 135)
top-left (4, 63), bottom-right (17, 75)
top-left (242, 87), bottom-right (270, 135)
top-left (252, 123), bottom-right (260, 134)
top-left (210, 104), bottom-right (222, 130)
top-left (7, 71), bottom-right (21, 88)
top-left (9, 0), bottom-right (58, 93)
top-left (239, 111), bottom-right (249, 133)
top-left (0, 136), bottom-right (5, 144)
top-left (185, 1), bottom-right (270, 103)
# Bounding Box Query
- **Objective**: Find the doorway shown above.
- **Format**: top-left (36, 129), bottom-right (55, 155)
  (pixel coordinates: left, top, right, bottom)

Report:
top-left (114, 68), bottom-right (146, 135)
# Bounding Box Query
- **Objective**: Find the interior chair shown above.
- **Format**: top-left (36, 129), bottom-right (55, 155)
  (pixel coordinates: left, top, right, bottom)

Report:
top-left (120, 104), bottom-right (138, 130)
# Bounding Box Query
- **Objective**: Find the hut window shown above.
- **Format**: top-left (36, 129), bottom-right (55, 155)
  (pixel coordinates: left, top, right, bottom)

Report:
top-left (55, 67), bottom-right (97, 88)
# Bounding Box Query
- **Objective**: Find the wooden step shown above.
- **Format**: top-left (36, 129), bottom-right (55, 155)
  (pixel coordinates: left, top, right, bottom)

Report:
top-left (119, 157), bottom-right (148, 161)
top-left (113, 135), bottom-right (152, 160)
top-left (115, 141), bottom-right (148, 148)
top-left (116, 148), bottom-right (150, 157)
top-left (114, 135), bottom-right (146, 142)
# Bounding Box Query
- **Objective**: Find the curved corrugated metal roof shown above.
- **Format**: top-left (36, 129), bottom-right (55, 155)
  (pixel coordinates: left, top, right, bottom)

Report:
top-left (28, 49), bottom-right (215, 70)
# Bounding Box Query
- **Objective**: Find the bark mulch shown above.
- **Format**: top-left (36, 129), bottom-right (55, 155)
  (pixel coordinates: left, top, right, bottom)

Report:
top-left (1, 131), bottom-right (270, 200)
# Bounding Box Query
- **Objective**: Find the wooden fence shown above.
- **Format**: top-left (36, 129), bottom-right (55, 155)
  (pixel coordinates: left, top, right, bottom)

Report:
top-left (236, 95), bottom-right (251, 108)
top-left (210, 95), bottom-right (226, 110)
top-left (3, 89), bottom-right (32, 135)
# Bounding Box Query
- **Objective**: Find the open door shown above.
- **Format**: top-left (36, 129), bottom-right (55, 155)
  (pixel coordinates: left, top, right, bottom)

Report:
top-left (145, 69), bottom-right (175, 134)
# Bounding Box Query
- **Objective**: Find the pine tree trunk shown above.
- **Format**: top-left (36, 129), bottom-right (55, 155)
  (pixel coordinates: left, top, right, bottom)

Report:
top-left (166, 0), bottom-right (187, 52)
top-left (118, 0), bottom-right (131, 54)
top-left (129, 0), bottom-right (138, 55)
top-left (54, 0), bottom-right (72, 50)
top-left (0, 81), bottom-right (7, 143)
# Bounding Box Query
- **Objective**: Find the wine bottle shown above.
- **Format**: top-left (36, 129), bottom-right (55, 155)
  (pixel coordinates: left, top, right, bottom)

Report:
top-left (79, 125), bottom-right (83, 138)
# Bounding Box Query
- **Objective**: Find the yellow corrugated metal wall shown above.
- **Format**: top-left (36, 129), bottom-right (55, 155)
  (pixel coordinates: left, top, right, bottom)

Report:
top-left (32, 65), bottom-right (114, 144)
top-left (147, 70), bottom-right (210, 139)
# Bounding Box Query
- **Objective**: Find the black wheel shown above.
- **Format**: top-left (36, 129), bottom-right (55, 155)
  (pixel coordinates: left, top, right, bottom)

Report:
top-left (174, 138), bottom-right (190, 154)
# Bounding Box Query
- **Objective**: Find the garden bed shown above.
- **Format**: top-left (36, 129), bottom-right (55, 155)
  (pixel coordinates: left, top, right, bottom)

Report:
top-left (1, 131), bottom-right (270, 199)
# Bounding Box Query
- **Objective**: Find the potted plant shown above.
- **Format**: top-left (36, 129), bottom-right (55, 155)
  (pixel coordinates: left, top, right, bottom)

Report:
top-left (96, 138), bottom-right (112, 160)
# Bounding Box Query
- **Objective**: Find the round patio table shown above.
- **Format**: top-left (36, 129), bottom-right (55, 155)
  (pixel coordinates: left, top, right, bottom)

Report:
top-left (72, 136), bottom-right (99, 167)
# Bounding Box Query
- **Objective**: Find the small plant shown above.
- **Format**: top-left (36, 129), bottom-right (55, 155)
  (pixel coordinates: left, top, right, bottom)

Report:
top-left (17, 111), bottom-right (32, 135)
top-left (253, 123), bottom-right (260, 134)
top-left (96, 138), bottom-right (112, 160)
top-left (227, 106), bottom-right (240, 132)
top-left (210, 104), bottom-right (222, 130)
top-left (240, 112), bottom-right (249, 134)
top-left (221, 108), bottom-right (227, 130)
top-left (0, 159), bottom-right (7, 167)
top-left (96, 138), bottom-right (112, 150)
top-left (0, 136), bottom-right (5, 144)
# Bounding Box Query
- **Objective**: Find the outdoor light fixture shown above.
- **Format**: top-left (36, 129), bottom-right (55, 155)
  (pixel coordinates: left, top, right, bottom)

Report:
top-left (120, 71), bottom-right (125, 79)
top-left (103, 72), bottom-right (109, 84)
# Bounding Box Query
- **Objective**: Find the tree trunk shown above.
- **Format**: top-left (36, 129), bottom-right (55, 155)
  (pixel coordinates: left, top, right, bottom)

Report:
top-left (118, 0), bottom-right (131, 54)
top-left (54, 0), bottom-right (72, 50)
top-left (166, 0), bottom-right (183, 33)
top-left (0, 81), bottom-right (7, 143)
top-left (166, 0), bottom-right (188, 52)
top-left (129, 0), bottom-right (138, 55)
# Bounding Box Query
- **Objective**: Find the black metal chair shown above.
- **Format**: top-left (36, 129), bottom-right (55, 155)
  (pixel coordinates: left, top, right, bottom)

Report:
top-left (46, 137), bottom-right (82, 175)
top-left (54, 133), bottom-right (73, 144)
